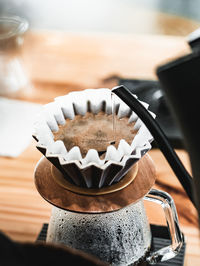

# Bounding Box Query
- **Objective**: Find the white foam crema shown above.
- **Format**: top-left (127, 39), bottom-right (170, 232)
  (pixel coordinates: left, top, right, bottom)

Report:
top-left (33, 88), bottom-right (155, 187)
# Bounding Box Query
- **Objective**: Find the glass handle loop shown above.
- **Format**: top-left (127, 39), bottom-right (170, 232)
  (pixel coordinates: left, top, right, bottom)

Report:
top-left (144, 188), bottom-right (184, 264)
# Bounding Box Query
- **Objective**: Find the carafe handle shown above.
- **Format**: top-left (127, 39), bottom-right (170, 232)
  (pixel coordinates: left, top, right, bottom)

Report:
top-left (144, 188), bottom-right (184, 264)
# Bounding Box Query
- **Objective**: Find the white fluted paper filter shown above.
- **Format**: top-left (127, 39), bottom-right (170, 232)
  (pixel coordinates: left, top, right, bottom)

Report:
top-left (33, 88), bottom-right (155, 188)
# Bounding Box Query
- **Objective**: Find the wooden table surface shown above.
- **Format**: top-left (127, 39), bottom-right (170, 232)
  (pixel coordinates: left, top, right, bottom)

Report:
top-left (0, 30), bottom-right (200, 265)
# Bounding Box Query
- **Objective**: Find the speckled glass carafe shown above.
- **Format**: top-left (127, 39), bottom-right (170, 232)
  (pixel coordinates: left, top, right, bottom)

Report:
top-left (46, 189), bottom-right (183, 266)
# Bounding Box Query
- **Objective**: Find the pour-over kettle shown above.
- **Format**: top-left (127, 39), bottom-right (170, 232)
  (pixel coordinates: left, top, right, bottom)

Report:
top-left (156, 46), bottom-right (200, 220)
top-left (112, 32), bottom-right (200, 219)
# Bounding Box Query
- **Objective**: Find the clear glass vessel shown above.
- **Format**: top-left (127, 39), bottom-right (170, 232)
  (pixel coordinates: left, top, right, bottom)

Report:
top-left (0, 16), bottom-right (29, 96)
top-left (47, 189), bottom-right (183, 265)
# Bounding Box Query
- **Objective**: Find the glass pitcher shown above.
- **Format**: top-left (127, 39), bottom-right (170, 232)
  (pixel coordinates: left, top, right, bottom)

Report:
top-left (46, 188), bottom-right (183, 265)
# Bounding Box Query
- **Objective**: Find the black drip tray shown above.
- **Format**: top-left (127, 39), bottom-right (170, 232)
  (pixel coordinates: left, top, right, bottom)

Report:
top-left (37, 224), bottom-right (186, 266)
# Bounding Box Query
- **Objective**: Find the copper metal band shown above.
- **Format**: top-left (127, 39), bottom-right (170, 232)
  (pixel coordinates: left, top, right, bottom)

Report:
top-left (51, 163), bottom-right (138, 196)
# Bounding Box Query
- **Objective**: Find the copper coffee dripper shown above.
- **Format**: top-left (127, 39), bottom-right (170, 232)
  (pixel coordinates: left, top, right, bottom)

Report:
top-left (33, 89), bottom-right (183, 265)
top-left (34, 154), bottom-right (154, 213)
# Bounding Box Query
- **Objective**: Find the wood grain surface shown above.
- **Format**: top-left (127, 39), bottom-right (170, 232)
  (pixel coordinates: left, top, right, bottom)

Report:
top-left (0, 30), bottom-right (200, 265)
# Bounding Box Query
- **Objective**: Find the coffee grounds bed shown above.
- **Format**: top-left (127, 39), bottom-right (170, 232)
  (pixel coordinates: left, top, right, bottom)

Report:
top-left (36, 224), bottom-right (186, 266)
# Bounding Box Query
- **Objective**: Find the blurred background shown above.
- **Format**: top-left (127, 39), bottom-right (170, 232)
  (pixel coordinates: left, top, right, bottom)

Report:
top-left (0, 0), bottom-right (200, 36)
